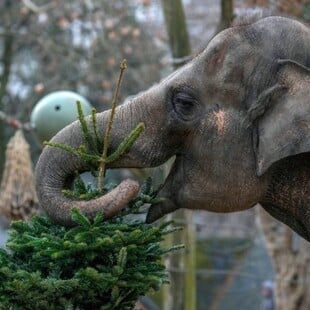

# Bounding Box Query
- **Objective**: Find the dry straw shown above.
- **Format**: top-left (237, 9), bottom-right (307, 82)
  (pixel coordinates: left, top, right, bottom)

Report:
top-left (0, 130), bottom-right (39, 221)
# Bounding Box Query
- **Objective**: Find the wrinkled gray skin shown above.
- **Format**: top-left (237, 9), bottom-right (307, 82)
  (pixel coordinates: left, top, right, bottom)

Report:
top-left (35, 16), bottom-right (310, 240)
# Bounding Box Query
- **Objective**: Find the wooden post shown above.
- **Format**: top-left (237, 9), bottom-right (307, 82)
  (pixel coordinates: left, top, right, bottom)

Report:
top-left (160, 1), bottom-right (196, 309)
top-left (217, 0), bottom-right (234, 32)
top-left (0, 1), bottom-right (14, 178)
top-left (160, 0), bottom-right (191, 62)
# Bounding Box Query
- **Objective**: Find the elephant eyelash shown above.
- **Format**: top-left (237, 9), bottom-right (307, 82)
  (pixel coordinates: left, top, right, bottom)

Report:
top-left (172, 95), bottom-right (198, 121)
top-left (173, 93), bottom-right (196, 107)
top-left (169, 87), bottom-right (199, 122)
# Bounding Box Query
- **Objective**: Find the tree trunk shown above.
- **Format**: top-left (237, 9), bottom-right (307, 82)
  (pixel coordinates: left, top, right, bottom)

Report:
top-left (163, 209), bottom-right (196, 310)
top-left (160, 1), bottom-right (196, 309)
top-left (161, 0), bottom-right (191, 65)
top-left (0, 1), bottom-right (14, 179)
top-left (217, 0), bottom-right (234, 33)
top-left (257, 207), bottom-right (310, 310)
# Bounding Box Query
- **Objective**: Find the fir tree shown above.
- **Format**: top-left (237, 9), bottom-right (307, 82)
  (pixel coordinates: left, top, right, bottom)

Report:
top-left (0, 61), bottom-right (183, 309)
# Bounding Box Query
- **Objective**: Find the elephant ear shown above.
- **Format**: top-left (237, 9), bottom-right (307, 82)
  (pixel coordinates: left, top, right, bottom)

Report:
top-left (251, 59), bottom-right (310, 176)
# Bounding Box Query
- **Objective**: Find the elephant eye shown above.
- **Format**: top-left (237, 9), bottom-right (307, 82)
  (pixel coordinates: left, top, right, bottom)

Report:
top-left (172, 91), bottom-right (198, 121)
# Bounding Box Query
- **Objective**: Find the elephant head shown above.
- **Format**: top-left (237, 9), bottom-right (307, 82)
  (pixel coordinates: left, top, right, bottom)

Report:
top-left (35, 16), bottom-right (310, 240)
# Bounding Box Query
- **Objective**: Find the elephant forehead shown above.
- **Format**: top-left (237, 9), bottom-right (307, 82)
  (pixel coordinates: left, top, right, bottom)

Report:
top-left (161, 61), bottom-right (201, 88)
top-left (202, 31), bottom-right (253, 90)
top-left (204, 29), bottom-right (243, 66)
top-left (155, 30), bottom-right (250, 92)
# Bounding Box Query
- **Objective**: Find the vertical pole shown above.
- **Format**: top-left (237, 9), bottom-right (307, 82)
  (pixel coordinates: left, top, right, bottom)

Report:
top-left (217, 0), bottom-right (234, 32)
top-left (0, 1), bottom-right (14, 179)
top-left (160, 1), bottom-right (196, 309)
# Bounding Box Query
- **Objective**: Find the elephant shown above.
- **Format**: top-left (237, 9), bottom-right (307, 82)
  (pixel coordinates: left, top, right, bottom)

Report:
top-left (35, 15), bottom-right (310, 241)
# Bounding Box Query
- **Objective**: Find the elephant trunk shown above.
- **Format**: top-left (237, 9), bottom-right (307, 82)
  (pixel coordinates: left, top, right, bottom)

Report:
top-left (35, 97), bottom-right (170, 226)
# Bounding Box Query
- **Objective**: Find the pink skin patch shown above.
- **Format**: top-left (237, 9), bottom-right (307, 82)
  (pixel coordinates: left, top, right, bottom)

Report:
top-left (213, 110), bottom-right (226, 134)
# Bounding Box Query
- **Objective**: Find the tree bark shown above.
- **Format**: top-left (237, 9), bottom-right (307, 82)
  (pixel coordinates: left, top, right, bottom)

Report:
top-left (160, 2), bottom-right (196, 309)
top-left (163, 210), bottom-right (196, 310)
top-left (217, 0), bottom-right (234, 33)
top-left (257, 207), bottom-right (310, 310)
top-left (0, 1), bottom-right (14, 178)
top-left (161, 0), bottom-right (191, 65)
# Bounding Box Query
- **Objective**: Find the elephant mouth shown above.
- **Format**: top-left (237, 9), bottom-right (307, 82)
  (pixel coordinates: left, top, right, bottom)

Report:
top-left (145, 157), bottom-right (182, 223)
top-left (145, 195), bottom-right (179, 223)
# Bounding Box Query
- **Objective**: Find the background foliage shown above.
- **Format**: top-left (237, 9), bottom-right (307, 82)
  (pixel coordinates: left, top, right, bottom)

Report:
top-left (0, 0), bottom-right (166, 175)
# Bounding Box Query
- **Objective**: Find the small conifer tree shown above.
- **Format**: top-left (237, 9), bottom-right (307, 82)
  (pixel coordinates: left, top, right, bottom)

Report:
top-left (0, 61), bottom-right (183, 309)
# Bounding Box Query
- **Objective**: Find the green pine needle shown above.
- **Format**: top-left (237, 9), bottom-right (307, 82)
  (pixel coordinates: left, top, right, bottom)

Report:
top-left (71, 208), bottom-right (91, 228)
top-left (0, 208), bottom-right (182, 308)
top-left (76, 100), bottom-right (97, 153)
top-left (105, 122), bottom-right (145, 164)
top-left (91, 108), bottom-right (102, 151)
top-left (44, 141), bottom-right (80, 157)
top-left (24, 64), bottom-right (183, 308)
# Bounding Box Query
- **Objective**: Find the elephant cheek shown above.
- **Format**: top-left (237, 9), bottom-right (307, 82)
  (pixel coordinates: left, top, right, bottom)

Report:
top-left (211, 109), bottom-right (228, 135)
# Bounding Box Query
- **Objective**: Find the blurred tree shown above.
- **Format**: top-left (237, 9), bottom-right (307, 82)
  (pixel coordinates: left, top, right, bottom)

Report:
top-left (0, 0), bottom-right (164, 175)
top-left (217, 0), bottom-right (234, 32)
top-left (258, 208), bottom-right (310, 309)
top-left (160, 1), bottom-right (196, 310)
top-left (0, 1), bottom-right (16, 176)
top-left (161, 0), bottom-right (191, 64)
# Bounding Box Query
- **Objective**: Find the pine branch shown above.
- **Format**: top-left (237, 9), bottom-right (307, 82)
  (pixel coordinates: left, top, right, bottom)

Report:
top-left (76, 100), bottom-right (97, 154)
top-left (91, 108), bottom-right (101, 151)
top-left (44, 141), bottom-right (101, 163)
top-left (98, 59), bottom-right (127, 191)
top-left (105, 122), bottom-right (145, 164)
top-left (44, 141), bottom-right (81, 157)
top-left (0, 208), bottom-right (182, 307)
top-left (46, 60), bottom-right (145, 202)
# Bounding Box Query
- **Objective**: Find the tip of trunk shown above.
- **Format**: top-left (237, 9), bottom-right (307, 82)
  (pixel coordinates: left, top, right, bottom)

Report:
top-left (41, 179), bottom-right (140, 227)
